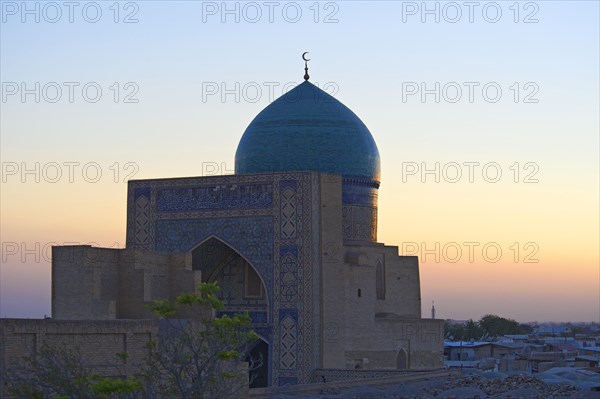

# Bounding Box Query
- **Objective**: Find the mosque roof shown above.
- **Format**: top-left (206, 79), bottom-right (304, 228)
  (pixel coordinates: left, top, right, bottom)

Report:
top-left (235, 81), bottom-right (380, 182)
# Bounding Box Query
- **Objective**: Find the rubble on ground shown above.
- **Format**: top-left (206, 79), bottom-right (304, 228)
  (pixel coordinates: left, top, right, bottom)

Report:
top-left (272, 369), bottom-right (598, 399)
top-left (427, 374), bottom-right (580, 398)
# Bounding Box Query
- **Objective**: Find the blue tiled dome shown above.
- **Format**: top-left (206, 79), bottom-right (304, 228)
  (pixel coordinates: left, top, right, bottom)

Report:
top-left (235, 81), bottom-right (380, 182)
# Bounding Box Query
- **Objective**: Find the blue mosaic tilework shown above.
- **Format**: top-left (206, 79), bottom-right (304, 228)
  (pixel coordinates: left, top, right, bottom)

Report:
top-left (271, 173), bottom-right (318, 385)
top-left (235, 81), bottom-right (381, 181)
top-left (278, 308), bottom-right (298, 321)
top-left (134, 187), bottom-right (151, 200)
top-left (133, 189), bottom-right (152, 246)
top-left (279, 180), bottom-right (298, 239)
top-left (127, 171), bottom-right (321, 387)
top-left (127, 175), bottom-right (275, 243)
top-left (278, 376), bottom-right (298, 386)
top-left (279, 313), bottom-right (298, 370)
top-left (218, 311), bottom-right (268, 324)
top-left (154, 217), bottom-right (272, 253)
top-left (342, 206), bottom-right (377, 241)
top-left (253, 326), bottom-right (273, 343)
top-left (342, 181), bottom-right (378, 207)
top-left (279, 246), bottom-right (298, 258)
top-left (341, 178), bottom-right (378, 241)
top-left (280, 249), bottom-right (299, 304)
top-left (279, 180), bottom-right (297, 190)
top-left (154, 216), bottom-right (274, 300)
top-left (156, 184), bottom-right (273, 212)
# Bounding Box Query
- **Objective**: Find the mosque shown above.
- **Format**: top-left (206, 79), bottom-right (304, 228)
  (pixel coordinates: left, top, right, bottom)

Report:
top-left (45, 58), bottom-right (443, 387)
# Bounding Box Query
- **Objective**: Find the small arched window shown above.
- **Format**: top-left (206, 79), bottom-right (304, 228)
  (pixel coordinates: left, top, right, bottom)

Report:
top-left (376, 259), bottom-right (385, 300)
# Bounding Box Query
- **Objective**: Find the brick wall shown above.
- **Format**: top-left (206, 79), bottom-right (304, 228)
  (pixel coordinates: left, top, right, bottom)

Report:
top-left (0, 318), bottom-right (158, 397)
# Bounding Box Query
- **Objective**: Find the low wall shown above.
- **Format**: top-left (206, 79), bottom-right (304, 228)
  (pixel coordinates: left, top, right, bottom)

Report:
top-left (250, 369), bottom-right (457, 398)
top-left (314, 367), bottom-right (445, 383)
top-left (0, 318), bottom-right (158, 397)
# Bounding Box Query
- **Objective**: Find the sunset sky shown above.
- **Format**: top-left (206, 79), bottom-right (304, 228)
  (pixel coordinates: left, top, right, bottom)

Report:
top-left (1, 1), bottom-right (598, 322)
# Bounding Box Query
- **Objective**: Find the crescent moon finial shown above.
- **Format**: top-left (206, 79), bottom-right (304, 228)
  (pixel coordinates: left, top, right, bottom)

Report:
top-left (302, 52), bottom-right (310, 81)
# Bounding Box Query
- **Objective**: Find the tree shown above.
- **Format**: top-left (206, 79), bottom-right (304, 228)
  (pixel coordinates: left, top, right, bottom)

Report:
top-left (444, 315), bottom-right (532, 341)
top-left (465, 319), bottom-right (482, 340)
top-left (478, 314), bottom-right (531, 337)
top-left (5, 345), bottom-right (142, 399)
top-left (444, 320), bottom-right (465, 341)
top-left (5, 282), bottom-right (260, 399)
top-left (144, 282), bottom-right (260, 399)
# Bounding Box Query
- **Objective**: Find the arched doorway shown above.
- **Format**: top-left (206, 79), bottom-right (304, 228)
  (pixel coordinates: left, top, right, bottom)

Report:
top-left (246, 339), bottom-right (269, 388)
top-left (191, 237), bottom-right (268, 314)
top-left (396, 348), bottom-right (409, 370)
top-left (191, 237), bottom-right (270, 387)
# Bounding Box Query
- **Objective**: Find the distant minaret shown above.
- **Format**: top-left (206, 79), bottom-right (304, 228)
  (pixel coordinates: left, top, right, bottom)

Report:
top-left (431, 301), bottom-right (436, 319)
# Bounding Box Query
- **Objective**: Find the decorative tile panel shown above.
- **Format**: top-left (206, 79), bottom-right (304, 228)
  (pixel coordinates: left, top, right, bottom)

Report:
top-left (279, 315), bottom-right (298, 370)
top-left (154, 216), bottom-right (274, 302)
top-left (342, 205), bottom-right (377, 242)
top-left (280, 180), bottom-right (297, 239)
top-left (126, 172), bottom-right (319, 387)
top-left (134, 195), bottom-right (150, 246)
top-left (157, 184), bottom-right (273, 212)
top-left (279, 247), bottom-right (298, 305)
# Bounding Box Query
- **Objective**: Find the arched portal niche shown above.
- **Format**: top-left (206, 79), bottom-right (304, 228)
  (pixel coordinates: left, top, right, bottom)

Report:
top-left (191, 237), bottom-right (268, 315)
top-left (396, 348), bottom-right (409, 370)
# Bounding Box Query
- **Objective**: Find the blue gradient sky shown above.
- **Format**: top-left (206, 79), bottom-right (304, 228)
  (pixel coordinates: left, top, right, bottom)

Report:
top-left (1, 1), bottom-right (598, 322)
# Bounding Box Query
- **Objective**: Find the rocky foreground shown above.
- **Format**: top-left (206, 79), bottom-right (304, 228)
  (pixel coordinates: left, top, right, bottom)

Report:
top-left (273, 369), bottom-right (600, 399)
top-left (396, 374), bottom-right (581, 399)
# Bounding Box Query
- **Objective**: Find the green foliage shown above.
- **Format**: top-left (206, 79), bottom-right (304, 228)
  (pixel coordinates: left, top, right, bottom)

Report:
top-left (90, 376), bottom-right (143, 396)
top-left (6, 282), bottom-right (257, 399)
top-left (144, 282), bottom-right (260, 399)
top-left (146, 299), bottom-right (176, 318)
top-left (445, 314), bottom-right (534, 341)
top-left (218, 350), bottom-right (241, 361)
top-left (5, 347), bottom-right (143, 399)
top-left (445, 318), bottom-right (482, 341)
top-left (479, 314), bottom-right (525, 337)
top-left (5, 382), bottom-right (45, 399)
top-left (176, 281), bottom-right (225, 311)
